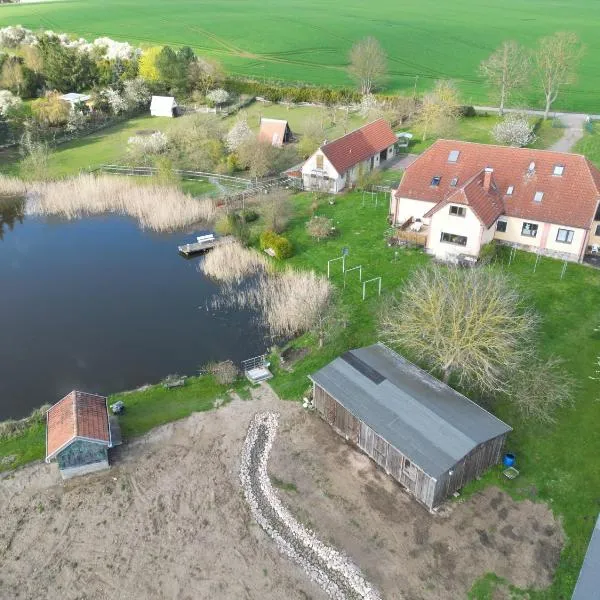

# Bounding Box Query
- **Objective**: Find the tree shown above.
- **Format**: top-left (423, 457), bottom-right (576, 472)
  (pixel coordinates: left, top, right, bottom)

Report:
top-left (156, 46), bottom-right (195, 92)
top-left (0, 58), bottom-right (25, 96)
top-left (206, 88), bottom-right (229, 108)
top-left (379, 265), bottom-right (537, 393)
top-left (258, 189), bottom-right (292, 233)
top-left (306, 216), bottom-right (334, 240)
top-left (21, 44), bottom-right (43, 74)
top-left (0, 90), bottom-right (22, 117)
top-left (31, 92), bottom-right (70, 126)
top-left (226, 117), bottom-right (253, 152)
top-left (122, 78), bottom-right (151, 110)
top-left (189, 57), bottom-right (224, 96)
top-left (415, 80), bottom-right (461, 141)
top-left (492, 113), bottom-right (536, 147)
top-left (505, 357), bottom-right (574, 424)
top-left (298, 117), bottom-right (325, 158)
top-left (237, 137), bottom-right (276, 178)
top-left (348, 37), bottom-right (387, 95)
top-left (138, 46), bottom-right (162, 82)
top-left (534, 32), bottom-right (584, 119)
top-left (479, 41), bottom-right (529, 115)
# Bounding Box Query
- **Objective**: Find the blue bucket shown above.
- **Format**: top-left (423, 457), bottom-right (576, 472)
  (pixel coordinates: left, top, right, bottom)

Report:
top-left (503, 453), bottom-right (516, 468)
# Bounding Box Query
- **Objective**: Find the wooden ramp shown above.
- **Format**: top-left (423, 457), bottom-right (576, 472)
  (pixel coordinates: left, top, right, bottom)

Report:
top-left (178, 235), bottom-right (234, 257)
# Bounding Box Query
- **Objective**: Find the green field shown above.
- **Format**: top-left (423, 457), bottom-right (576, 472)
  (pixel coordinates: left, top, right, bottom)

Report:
top-left (1, 0), bottom-right (599, 112)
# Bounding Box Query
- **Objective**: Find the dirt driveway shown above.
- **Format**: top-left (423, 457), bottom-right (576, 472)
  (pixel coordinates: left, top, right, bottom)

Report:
top-left (0, 386), bottom-right (563, 599)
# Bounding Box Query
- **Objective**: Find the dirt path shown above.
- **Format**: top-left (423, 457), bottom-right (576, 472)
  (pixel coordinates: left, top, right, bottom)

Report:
top-left (0, 386), bottom-right (564, 599)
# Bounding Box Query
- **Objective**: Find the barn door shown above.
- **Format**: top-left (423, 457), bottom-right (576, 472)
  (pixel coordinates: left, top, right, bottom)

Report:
top-left (372, 434), bottom-right (387, 464)
top-left (326, 396), bottom-right (336, 425)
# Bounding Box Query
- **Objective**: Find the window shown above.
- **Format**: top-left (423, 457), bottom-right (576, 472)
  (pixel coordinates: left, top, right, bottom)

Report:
top-left (441, 232), bottom-right (467, 246)
top-left (315, 154), bottom-right (323, 169)
top-left (533, 191), bottom-right (544, 203)
top-left (431, 176), bottom-right (441, 186)
top-left (556, 228), bottom-right (574, 244)
top-left (506, 186), bottom-right (514, 196)
top-left (521, 222), bottom-right (538, 237)
top-left (449, 205), bottom-right (466, 217)
top-left (448, 150), bottom-right (460, 163)
top-left (450, 177), bottom-right (458, 187)
top-left (553, 165), bottom-right (565, 176)
top-left (596, 224), bottom-right (600, 236)
top-left (496, 220), bottom-right (507, 233)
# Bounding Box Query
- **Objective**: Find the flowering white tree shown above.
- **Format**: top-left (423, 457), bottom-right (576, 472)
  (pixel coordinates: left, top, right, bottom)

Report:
top-left (66, 109), bottom-right (88, 133)
top-left (92, 37), bottom-right (139, 60)
top-left (226, 118), bottom-right (253, 152)
top-left (128, 131), bottom-right (169, 154)
top-left (206, 88), bottom-right (229, 108)
top-left (358, 93), bottom-right (383, 119)
top-left (104, 88), bottom-right (127, 115)
top-left (122, 78), bottom-right (151, 110)
top-left (0, 90), bottom-right (22, 117)
top-left (492, 114), bottom-right (536, 147)
top-left (0, 26), bottom-right (36, 49)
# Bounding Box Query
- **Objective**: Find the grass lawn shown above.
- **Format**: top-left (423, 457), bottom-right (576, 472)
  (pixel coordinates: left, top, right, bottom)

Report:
top-left (1, 0), bottom-right (599, 112)
top-left (574, 123), bottom-right (600, 167)
top-left (267, 191), bottom-right (600, 599)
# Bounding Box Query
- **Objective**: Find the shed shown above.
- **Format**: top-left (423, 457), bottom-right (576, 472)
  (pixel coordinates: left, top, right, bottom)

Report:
top-left (59, 93), bottom-right (92, 110)
top-left (150, 95), bottom-right (178, 117)
top-left (46, 391), bottom-right (116, 479)
top-left (258, 118), bottom-right (293, 147)
top-left (572, 514), bottom-right (600, 599)
top-left (309, 343), bottom-right (512, 510)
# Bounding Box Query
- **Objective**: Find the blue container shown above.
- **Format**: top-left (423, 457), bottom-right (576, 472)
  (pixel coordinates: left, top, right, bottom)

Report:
top-left (503, 453), bottom-right (516, 467)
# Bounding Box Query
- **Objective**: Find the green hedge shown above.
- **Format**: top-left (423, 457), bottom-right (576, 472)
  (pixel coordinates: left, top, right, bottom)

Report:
top-left (260, 230), bottom-right (293, 259)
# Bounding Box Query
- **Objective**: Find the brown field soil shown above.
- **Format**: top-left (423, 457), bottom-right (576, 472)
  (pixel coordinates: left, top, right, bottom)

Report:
top-left (0, 386), bottom-right (563, 600)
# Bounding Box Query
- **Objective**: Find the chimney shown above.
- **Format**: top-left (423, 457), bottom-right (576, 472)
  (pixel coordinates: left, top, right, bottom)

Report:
top-left (483, 167), bottom-right (493, 192)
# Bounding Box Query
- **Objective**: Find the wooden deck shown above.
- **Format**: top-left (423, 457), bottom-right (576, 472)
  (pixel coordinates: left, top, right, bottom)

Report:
top-left (178, 235), bottom-right (235, 256)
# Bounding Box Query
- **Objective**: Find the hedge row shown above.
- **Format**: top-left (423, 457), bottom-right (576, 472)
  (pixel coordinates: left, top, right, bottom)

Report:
top-left (259, 230), bottom-right (293, 259)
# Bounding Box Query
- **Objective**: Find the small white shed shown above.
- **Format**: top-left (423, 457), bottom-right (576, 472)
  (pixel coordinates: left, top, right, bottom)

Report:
top-left (60, 93), bottom-right (91, 110)
top-left (150, 96), bottom-right (178, 118)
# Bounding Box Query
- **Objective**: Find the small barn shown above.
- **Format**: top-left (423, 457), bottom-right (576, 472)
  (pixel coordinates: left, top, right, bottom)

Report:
top-left (46, 391), bottom-right (117, 479)
top-left (309, 343), bottom-right (511, 510)
top-left (150, 95), bottom-right (178, 118)
top-left (258, 118), bottom-right (293, 147)
top-left (59, 93), bottom-right (92, 110)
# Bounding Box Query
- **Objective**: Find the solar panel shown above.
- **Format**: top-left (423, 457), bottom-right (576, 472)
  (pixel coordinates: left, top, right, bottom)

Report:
top-left (341, 351), bottom-right (386, 384)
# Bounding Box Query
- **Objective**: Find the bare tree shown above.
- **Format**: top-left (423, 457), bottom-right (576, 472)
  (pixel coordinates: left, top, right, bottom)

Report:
top-left (258, 189), bottom-right (292, 233)
top-left (479, 41), bottom-right (529, 115)
top-left (415, 80), bottom-right (461, 141)
top-left (379, 265), bottom-right (537, 393)
top-left (348, 37), bottom-right (387, 95)
top-left (237, 137), bottom-right (277, 178)
top-left (534, 32), bottom-right (584, 119)
top-left (506, 357), bottom-right (574, 424)
top-left (298, 117), bottom-right (325, 158)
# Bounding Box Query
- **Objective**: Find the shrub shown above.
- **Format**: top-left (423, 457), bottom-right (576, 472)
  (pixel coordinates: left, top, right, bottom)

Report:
top-left (260, 230), bottom-right (293, 259)
top-left (306, 215), bottom-right (334, 240)
top-left (214, 213), bottom-right (236, 236)
top-left (203, 360), bottom-right (239, 385)
top-left (241, 209), bottom-right (259, 223)
top-left (459, 105), bottom-right (477, 117)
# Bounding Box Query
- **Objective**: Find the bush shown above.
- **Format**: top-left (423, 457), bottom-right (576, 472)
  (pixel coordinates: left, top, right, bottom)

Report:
top-left (203, 360), bottom-right (239, 385)
top-left (241, 209), bottom-right (259, 223)
top-left (260, 230), bottom-right (293, 259)
top-left (215, 213), bottom-right (235, 236)
top-left (306, 215), bottom-right (334, 240)
top-left (459, 105), bottom-right (477, 117)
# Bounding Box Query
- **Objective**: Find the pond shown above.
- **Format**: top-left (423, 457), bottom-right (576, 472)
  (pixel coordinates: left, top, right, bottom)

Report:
top-left (0, 197), bottom-right (267, 420)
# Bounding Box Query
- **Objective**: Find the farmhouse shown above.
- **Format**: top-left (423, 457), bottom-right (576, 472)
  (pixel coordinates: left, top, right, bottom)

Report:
top-left (150, 95), bottom-right (178, 117)
top-left (46, 391), bottom-right (117, 479)
top-left (390, 140), bottom-right (600, 263)
top-left (302, 119), bottom-right (396, 193)
top-left (309, 343), bottom-right (511, 510)
top-left (258, 118), bottom-right (293, 147)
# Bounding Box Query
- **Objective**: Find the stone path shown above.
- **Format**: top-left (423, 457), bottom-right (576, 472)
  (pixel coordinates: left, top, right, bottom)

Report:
top-left (240, 412), bottom-right (382, 600)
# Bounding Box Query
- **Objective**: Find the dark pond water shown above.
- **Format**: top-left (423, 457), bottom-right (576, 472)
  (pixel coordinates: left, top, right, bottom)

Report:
top-left (0, 198), bottom-right (267, 420)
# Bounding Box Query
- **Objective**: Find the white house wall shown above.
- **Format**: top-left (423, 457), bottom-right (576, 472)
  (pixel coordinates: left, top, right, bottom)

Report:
top-left (427, 205), bottom-right (484, 259)
top-left (301, 150), bottom-right (343, 192)
top-left (393, 197), bottom-right (437, 226)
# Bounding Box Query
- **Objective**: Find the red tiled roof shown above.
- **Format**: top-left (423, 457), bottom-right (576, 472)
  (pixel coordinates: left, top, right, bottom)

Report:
top-left (321, 119), bottom-right (397, 174)
top-left (46, 391), bottom-right (110, 460)
top-left (424, 169), bottom-right (504, 228)
top-left (258, 118), bottom-right (291, 146)
top-left (396, 140), bottom-right (600, 229)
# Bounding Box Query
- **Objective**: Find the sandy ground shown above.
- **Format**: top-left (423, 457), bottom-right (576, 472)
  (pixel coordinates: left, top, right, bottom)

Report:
top-left (0, 386), bottom-right (563, 600)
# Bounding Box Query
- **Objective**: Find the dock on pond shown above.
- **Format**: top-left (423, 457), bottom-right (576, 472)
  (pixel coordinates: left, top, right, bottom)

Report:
top-left (177, 235), bottom-right (235, 257)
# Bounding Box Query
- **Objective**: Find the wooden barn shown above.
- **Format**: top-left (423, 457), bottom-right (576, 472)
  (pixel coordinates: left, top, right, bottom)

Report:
top-left (258, 118), bottom-right (293, 147)
top-left (309, 343), bottom-right (511, 510)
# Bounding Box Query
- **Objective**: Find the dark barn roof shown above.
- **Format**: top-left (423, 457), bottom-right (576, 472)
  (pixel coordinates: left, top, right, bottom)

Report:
top-left (572, 514), bottom-right (600, 600)
top-left (309, 343), bottom-right (511, 479)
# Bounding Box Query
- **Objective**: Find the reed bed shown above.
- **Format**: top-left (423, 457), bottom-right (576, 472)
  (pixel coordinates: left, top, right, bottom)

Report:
top-left (200, 241), bottom-right (270, 283)
top-left (26, 174), bottom-right (216, 232)
top-left (0, 174), bottom-right (28, 198)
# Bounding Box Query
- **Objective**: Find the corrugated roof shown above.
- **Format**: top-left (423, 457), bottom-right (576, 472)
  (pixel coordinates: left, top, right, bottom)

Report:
top-left (258, 118), bottom-right (291, 146)
top-left (320, 119), bottom-right (397, 174)
top-left (309, 343), bottom-right (511, 478)
top-left (396, 140), bottom-right (600, 230)
top-left (46, 391), bottom-right (110, 461)
top-left (572, 514), bottom-right (600, 600)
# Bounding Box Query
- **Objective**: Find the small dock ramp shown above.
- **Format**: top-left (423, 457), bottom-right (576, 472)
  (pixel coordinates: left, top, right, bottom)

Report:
top-left (178, 235), bottom-right (234, 257)
top-left (242, 354), bottom-right (273, 384)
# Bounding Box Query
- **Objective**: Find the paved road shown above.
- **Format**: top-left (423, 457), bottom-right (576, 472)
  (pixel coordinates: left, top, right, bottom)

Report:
top-left (474, 106), bottom-right (597, 153)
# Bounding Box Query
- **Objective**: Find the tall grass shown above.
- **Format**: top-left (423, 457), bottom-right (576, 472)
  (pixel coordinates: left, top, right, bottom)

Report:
top-left (27, 175), bottom-right (216, 232)
top-left (0, 174), bottom-right (28, 198)
top-left (0, 404), bottom-right (50, 440)
top-left (200, 241), bottom-right (270, 283)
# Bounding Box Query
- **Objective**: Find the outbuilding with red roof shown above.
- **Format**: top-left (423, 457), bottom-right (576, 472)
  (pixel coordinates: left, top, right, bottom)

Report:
top-left (46, 391), bottom-right (116, 479)
top-left (301, 119), bottom-right (397, 193)
top-left (390, 140), bottom-right (600, 262)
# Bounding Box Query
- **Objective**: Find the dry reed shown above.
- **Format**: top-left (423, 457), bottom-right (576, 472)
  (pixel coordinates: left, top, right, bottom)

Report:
top-left (200, 241), bottom-right (270, 283)
top-left (0, 174), bottom-right (27, 198)
top-left (27, 174), bottom-right (216, 232)
top-left (0, 404), bottom-right (51, 439)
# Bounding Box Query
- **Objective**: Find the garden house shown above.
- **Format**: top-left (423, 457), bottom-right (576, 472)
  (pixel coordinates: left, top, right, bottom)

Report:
top-left (60, 93), bottom-right (92, 110)
top-left (150, 96), bottom-right (178, 117)
top-left (258, 118), bottom-right (293, 147)
top-left (46, 391), bottom-right (116, 479)
top-left (309, 343), bottom-right (512, 510)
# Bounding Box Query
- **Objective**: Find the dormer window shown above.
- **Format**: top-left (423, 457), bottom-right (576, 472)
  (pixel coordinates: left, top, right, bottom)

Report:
top-left (431, 176), bottom-right (441, 186)
top-left (553, 165), bottom-right (565, 176)
top-left (534, 191), bottom-right (544, 203)
top-left (450, 177), bottom-right (458, 187)
top-left (448, 150), bottom-right (460, 163)
top-left (506, 186), bottom-right (514, 196)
